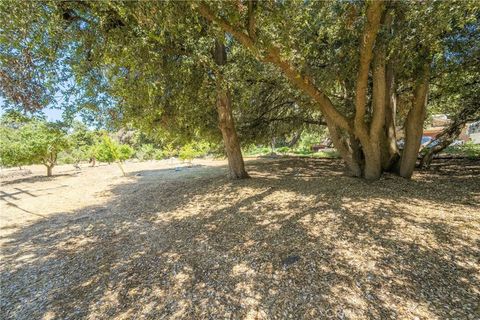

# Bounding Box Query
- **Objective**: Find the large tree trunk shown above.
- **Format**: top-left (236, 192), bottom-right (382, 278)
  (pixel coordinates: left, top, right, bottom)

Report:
top-left (381, 63), bottom-right (400, 171)
top-left (312, 1), bottom-right (386, 180)
top-left (214, 39), bottom-right (249, 179)
top-left (217, 89), bottom-right (250, 179)
top-left (351, 1), bottom-right (386, 180)
top-left (199, 1), bottom-right (434, 181)
top-left (399, 62), bottom-right (430, 178)
top-left (328, 123), bottom-right (363, 177)
top-left (364, 43), bottom-right (387, 180)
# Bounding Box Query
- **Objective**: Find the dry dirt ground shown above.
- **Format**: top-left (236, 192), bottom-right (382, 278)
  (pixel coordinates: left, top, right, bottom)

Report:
top-left (1, 157), bottom-right (479, 320)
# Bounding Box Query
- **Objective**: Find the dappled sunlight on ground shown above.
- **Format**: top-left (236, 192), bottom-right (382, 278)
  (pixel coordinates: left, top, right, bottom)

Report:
top-left (1, 158), bottom-right (479, 319)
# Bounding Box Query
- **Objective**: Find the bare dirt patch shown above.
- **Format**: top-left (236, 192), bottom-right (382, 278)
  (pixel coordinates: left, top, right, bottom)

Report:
top-left (1, 158), bottom-right (479, 319)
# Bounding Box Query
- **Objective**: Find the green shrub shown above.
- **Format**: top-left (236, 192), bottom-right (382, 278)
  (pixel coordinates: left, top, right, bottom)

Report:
top-left (193, 141), bottom-right (211, 157)
top-left (178, 141), bottom-right (211, 162)
top-left (292, 148), bottom-right (311, 155)
top-left (0, 126), bottom-right (31, 168)
top-left (162, 144), bottom-right (178, 158)
top-left (462, 142), bottom-right (480, 159)
top-left (95, 135), bottom-right (133, 163)
top-left (118, 144), bottom-right (134, 161)
top-left (179, 144), bottom-right (196, 162)
top-left (96, 136), bottom-right (118, 163)
top-left (57, 151), bottom-right (75, 164)
top-left (445, 142), bottom-right (480, 159)
top-left (296, 131), bottom-right (324, 152)
top-left (64, 147), bottom-right (90, 164)
top-left (154, 149), bottom-right (165, 160)
top-left (314, 150), bottom-right (340, 159)
top-left (243, 145), bottom-right (271, 156)
top-left (276, 146), bottom-right (291, 154)
top-left (136, 144), bottom-right (156, 161)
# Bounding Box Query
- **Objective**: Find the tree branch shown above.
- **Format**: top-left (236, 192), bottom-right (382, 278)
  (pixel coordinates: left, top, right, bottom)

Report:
top-left (247, 0), bottom-right (256, 41)
top-left (353, 0), bottom-right (385, 141)
top-left (196, 1), bottom-right (350, 131)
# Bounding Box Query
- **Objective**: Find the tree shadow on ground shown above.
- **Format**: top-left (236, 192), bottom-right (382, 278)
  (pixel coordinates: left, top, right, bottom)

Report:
top-left (0, 173), bottom-right (78, 186)
top-left (1, 158), bottom-right (479, 319)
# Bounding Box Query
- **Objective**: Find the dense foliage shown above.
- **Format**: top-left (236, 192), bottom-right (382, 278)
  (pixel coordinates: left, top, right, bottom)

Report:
top-left (1, 0), bottom-right (478, 179)
top-left (0, 115), bottom-right (69, 176)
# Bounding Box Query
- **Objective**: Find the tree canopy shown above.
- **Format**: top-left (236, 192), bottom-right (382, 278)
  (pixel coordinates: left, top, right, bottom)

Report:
top-left (0, 113), bottom-right (69, 176)
top-left (1, 0), bottom-right (478, 180)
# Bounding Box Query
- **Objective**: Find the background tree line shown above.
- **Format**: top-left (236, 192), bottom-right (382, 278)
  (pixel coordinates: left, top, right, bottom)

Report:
top-left (0, 110), bottom-right (344, 176)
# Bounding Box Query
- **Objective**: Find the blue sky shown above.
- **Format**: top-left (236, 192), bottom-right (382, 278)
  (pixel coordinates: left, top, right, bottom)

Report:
top-left (41, 107), bottom-right (64, 121)
top-left (0, 96), bottom-right (65, 122)
top-left (0, 69), bottom-right (82, 122)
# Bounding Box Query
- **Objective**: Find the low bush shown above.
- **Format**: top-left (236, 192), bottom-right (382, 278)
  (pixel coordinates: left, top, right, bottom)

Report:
top-left (444, 142), bottom-right (480, 159)
top-left (292, 148), bottom-right (311, 155)
top-left (276, 146), bottom-right (291, 154)
top-left (57, 151), bottom-right (75, 165)
top-left (243, 145), bottom-right (271, 156)
top-left (177, 141), bottom-right (211, 162)
top-left (96, 135), bottom-right (133, 163)
top-left (136, 144), bottom-right (156, 161)
top-left (118, 145), bottom-right (134, 161)
top-left (154, 149), bottom-right (165, 160)
top-left (314, 150), bottom-right (340, 159)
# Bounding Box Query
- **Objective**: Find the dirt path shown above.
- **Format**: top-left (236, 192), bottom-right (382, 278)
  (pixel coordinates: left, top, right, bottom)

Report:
top-left (1, 158), bottom-right (479, 319)
top-left (0, 159), bottom-right (226, 233)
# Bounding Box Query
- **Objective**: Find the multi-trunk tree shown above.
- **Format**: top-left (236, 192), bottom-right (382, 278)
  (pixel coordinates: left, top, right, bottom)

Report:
top-left (195, 0), bottom-right (478, 179)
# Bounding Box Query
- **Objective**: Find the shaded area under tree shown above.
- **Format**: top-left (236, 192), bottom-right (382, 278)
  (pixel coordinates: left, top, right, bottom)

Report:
top-left (1, 158), bottom-right (479, 319)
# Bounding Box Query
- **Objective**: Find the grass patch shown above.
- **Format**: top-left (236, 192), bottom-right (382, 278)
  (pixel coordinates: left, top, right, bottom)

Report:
top-left (443, 142), bottom-right (480, 159)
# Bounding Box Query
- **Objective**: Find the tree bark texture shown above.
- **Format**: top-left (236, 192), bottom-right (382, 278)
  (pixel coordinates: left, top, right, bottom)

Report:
top-left (214, 39), bottom-right (249, 179)
top-left (46, 165), bottom-right (53, 177)
top-left (399, 62), bottom-right (430, 178)
top-left (199, 1), bottom-right (431, 180)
